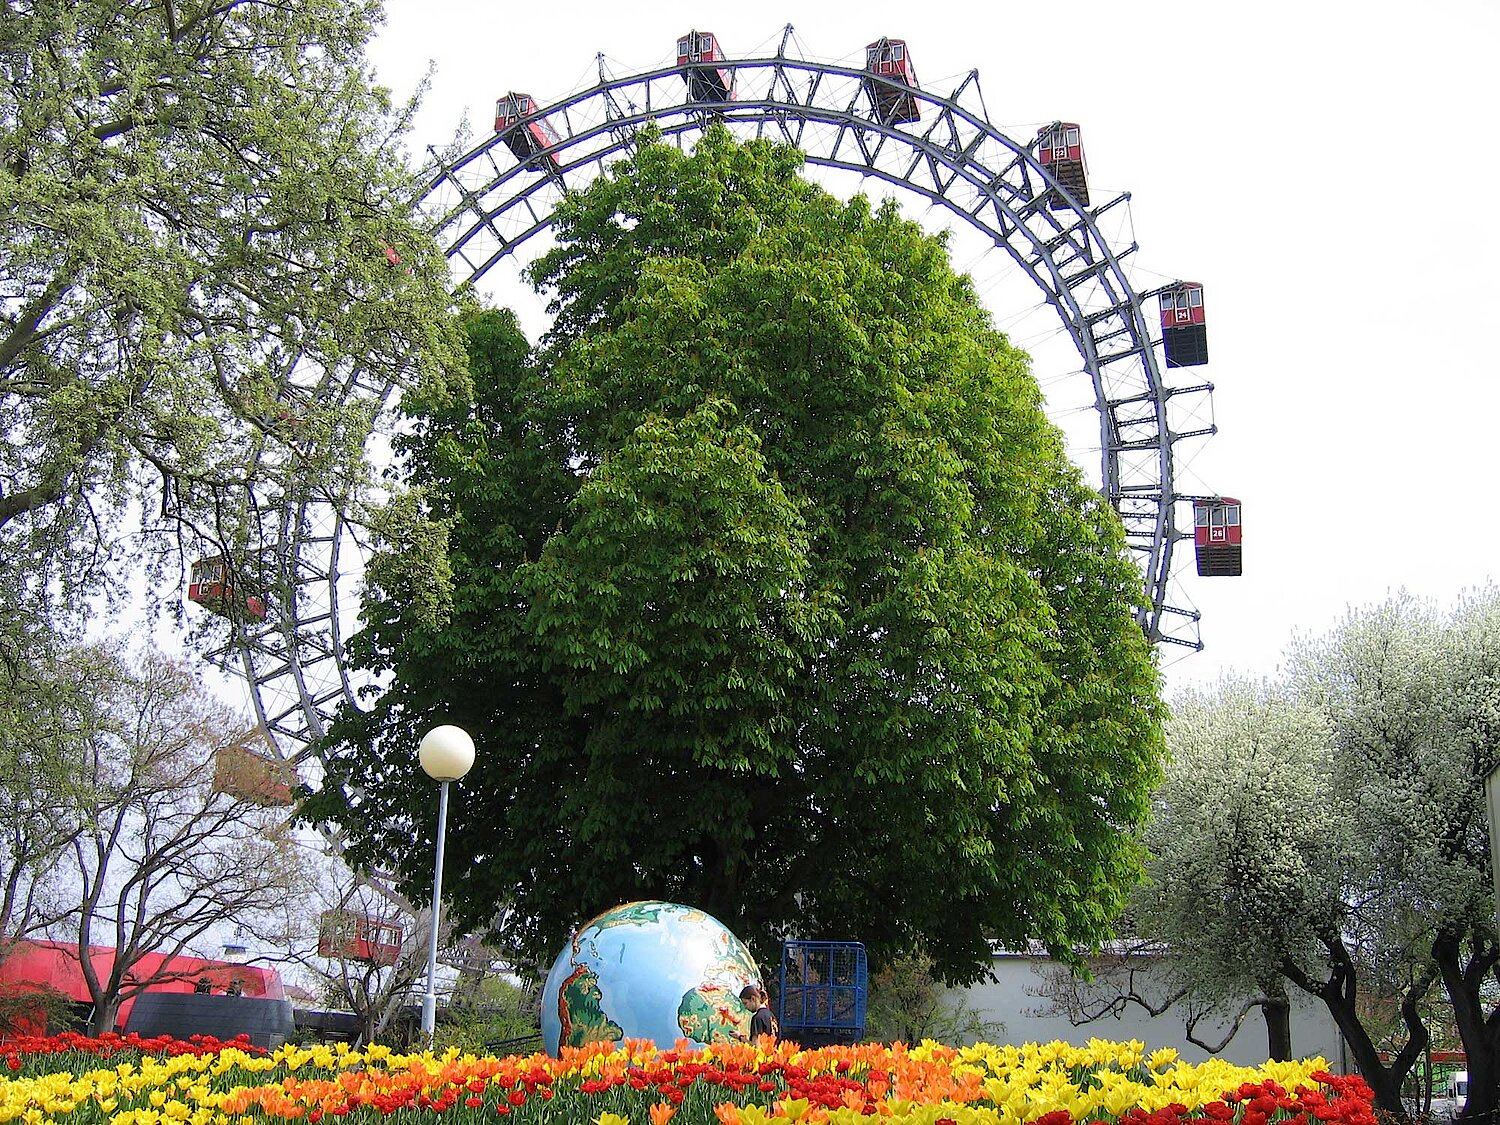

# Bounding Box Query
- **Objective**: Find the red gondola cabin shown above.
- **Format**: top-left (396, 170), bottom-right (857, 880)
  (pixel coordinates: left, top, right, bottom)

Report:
top-left (1192, 497), bottom-right (1242, 577)
top-left (317, 911), bottom-right (404, 967)
top-left (1037, 122), bottom-right (1090, 209)
top-left (1160, 282), bottom-right (1209, 367)
top-left (677, 30), bottom-right (734, 103)
top-left (493, 93), bottom-right (561, 173)
top-left (863, 38), bottom-right (920, 125)
top-left (188, 556), bottom-right (266, 621)
top-left (212, 743), bottom-right (296, 807)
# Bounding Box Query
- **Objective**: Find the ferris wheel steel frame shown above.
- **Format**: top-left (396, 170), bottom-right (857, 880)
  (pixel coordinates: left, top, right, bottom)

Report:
top-left (229, 39), bottom-right (1216, 768)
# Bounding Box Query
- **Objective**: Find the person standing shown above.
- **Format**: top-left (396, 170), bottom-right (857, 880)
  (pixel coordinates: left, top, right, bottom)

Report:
top-left (742, 984), bottom-right (777, 1043)
top-left (756, 986), bottom-right (779, 1042)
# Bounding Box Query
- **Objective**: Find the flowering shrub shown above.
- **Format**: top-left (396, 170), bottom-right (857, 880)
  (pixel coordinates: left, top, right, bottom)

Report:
top-left (0, 1034), bottom-right (1375, 1125)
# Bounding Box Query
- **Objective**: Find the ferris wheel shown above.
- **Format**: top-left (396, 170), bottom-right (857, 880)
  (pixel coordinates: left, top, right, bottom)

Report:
top-left (208, 27), bottom-right (1232, 768)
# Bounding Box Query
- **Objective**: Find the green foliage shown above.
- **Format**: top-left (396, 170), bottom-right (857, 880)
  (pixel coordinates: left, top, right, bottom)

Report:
top-left (0, 627), bottom-right (103, 942)
top-left (309, 127), bottom-right (1165, 986)
top-left (0, 0), bottom-right (468, 620)
top-left (433, 976), bottom-right (541, 1055)
top-left (0, 978), bottom-right (78, 1037)
top-left (864, 949), bottom-right (1004, 1046)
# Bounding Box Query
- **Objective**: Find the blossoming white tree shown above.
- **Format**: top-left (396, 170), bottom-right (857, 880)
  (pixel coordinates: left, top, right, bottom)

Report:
top-left (1136, 592), bottom-right (1500, 1117)
top-left (1136, 683), bottom-right (1354, 1060)
top-left (1292, 593), bottom-right (1500, 1119)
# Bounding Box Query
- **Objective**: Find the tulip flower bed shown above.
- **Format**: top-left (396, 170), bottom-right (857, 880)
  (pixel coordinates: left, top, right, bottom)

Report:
top-left (3, 1032), bottom-right (267, 1074)
top-left (0, 1032), bottom-right (1375, 1125)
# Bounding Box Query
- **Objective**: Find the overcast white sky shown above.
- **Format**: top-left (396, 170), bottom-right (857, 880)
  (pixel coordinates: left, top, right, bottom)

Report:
top-left (361, 0), bottom-right (1499, 693)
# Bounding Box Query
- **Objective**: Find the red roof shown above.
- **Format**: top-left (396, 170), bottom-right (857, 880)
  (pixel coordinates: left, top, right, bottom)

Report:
top-left (0, 940), bottom-right (284, 1028)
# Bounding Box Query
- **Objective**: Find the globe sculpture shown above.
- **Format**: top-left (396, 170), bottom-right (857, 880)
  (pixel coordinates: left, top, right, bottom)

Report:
top-left (540, 901), bottom-right (762, 1055)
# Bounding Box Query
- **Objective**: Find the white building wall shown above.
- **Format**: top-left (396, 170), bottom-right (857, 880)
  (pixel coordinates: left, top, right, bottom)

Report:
top-left (956, 953), bottom-right (1346, 1070)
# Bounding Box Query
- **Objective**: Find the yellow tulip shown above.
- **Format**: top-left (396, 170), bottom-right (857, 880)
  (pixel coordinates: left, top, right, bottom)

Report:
top-left (1147, 1047), bottom-right (1180, 1072)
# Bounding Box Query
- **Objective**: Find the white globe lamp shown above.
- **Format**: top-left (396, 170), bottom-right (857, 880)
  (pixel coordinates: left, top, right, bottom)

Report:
top-left (419, 724), bottom-right (475, 783)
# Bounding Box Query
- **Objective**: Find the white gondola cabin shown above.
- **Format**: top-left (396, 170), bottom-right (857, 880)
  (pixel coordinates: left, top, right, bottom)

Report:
top-left (863, 38), bottom-right (920, 125)
top-left (677, 30), bottom-right (734, 103)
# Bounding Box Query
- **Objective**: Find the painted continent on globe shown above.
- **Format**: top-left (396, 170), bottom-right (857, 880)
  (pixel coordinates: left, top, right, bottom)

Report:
top-left (540, 901), bottom-right (762, 1055)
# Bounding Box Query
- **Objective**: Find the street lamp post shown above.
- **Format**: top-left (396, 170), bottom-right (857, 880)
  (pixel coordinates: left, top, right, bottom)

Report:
top-left (417, 724), bottom-right (475, 1043)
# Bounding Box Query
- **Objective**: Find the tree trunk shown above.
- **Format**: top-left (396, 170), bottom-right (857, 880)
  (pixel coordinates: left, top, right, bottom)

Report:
top-left (1433, 929), bottom-right (1500, 1121)
top-left (1263, 988), bottom-right (1293, 1062)
top-left (1281, 943), bottom-right (1437, 1116)
top-left (88, 998), bottom-right (120, 1038)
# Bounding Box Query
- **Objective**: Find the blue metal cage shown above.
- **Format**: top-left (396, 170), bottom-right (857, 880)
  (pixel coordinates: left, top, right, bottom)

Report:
top-left (775, 941), bottom-right (867, 1043)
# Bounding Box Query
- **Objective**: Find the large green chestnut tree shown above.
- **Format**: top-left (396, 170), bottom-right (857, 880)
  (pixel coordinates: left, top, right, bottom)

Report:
top-left (308, 128), bottom-right (1164, 984)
